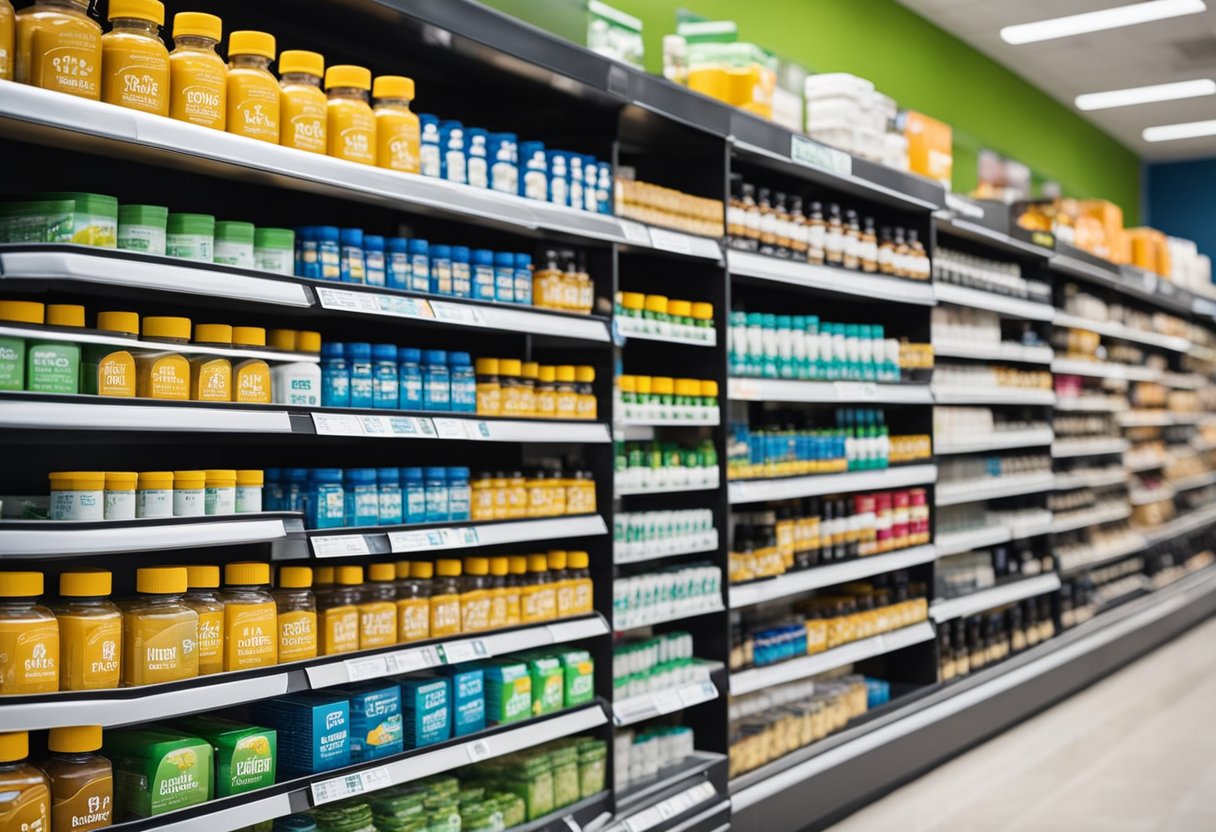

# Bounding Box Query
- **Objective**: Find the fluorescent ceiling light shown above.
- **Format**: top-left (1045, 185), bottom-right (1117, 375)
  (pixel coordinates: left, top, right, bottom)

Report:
top-left (1000, 0), bottom-right (1206, 45)
top-left (1076, 78), bottom-right (1216, 110)
top-left (1143, 118), bottom-right (1216, 141)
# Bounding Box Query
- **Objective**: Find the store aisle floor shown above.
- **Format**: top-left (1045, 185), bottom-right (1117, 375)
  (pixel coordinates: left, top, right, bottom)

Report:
top-left (828, 616), bottom-right (1216, 832)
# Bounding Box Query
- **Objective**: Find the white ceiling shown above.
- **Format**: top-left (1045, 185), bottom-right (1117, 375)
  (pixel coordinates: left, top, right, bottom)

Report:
top-left (897, 0), bottom-right (1216, 161)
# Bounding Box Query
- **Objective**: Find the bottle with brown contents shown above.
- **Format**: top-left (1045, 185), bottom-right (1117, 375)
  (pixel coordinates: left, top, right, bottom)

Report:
top-left (740, 182), bottom-right (761, 253)
top-left (42, 725), bottom-right (112, 831)
top-left (907, 229), bottom-right (928, 280)
top-left (0, 731), bottom-right (49, 831)
top-left (893, 228), bottom-right (910, 278)
top-left (807, 201), bottom-right (826, 265)
top-left (727, 176), bottom-right (747, 250)
top-left (843, 209), bottom-right (861, 270)
top-left (773, 192), bottom-right (792, 259)
top-left (788, 196), bottom-right (808, 261)
top-left (878, 227), bottom-right (895, 275)
top-left (860, 217), bottom-right (878, 273)
top-left (825, 204), bottom-right (844, 267)
top-left (757, 187), bottom-right (777, 257)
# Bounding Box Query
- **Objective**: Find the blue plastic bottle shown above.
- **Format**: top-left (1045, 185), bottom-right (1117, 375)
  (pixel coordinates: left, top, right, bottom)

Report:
top-left (439, 120), bottom-right (466, 185)
top-left (386, 238), bottom-right (410, 291)
top-left (364, 235), bottom-right (386, 287)
top-left (285, 468), bottom-right (310, 514)
top-left (568, 154), bottom-right (584, 211)
top-left (345, 468), bottom-right (379, 526)
top-left (513, 254), bottom-right (533, 306)
top-left (419, 114), bottom-right (441, 178)
top-left (472, 249), bottom-right (495, 301)
top-left (320, 342), bottom-right (350, 407)
top-left (430, 245), bottom-right (453, 296)
top-left (546, 151), bottom-right (569, 207)
top-left (372, 343), bottom-right (399, 409)
top-left (487, 132), bottom-right (517, 194)
top-left (377, 467), bottom-right (403, 525)
top-left (422, 349), bottom-right (451, 411)
top-left (493, 252), bottom-right (514, 303)
top-left (409, 239), bottom-right (430, 293)
top-left (450, 246), bottom-right (471, 298)
top-left (447, 467), bottom-right (470, 521)
top-left (448, 352), bottom-right (476, 413)
top-left (346, 343), bottom-right (374, 409)
top-left (296, 227), bottom-right (319, 279)
top-left (403, 467), bottom-right (426, 524)
top-left (424, 467), bottom-right (449, 522)
top-left (263, 468), bottom-right (283, 511)
top-left (309, 468), bottom-right (345, 529)
top-left (466, 127), bottom-right (488, 188)
top-left (398, 347), bottom-right (423, 410)
top-left (317, 226), bottom-right (341, 281)
top-left (339, 228), bottom-right (366, 284)
top-left (519, 141), bottom-right (547, 201)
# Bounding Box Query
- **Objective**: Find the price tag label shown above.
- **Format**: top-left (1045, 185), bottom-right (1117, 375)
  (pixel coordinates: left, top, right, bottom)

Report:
top-left (389, 416), bottom-right (422, 436)
top-left (468, 421), bottom-right (492, 440)
top-left (833, 381), bottom-right (877, 401)
top-left (790, 134), bottom-right (853, 176)
top-left (680, 679), bottom-right (718, 708)
top-left (467, 738), bottom-right (492, 762)
top-left (648, 228), bottom-right (693, 256)
top-left (388, 529), bottom-right (450, 552)
top-left (653, 688), bottom-right (685, 715)
top-left (312, 771), bottom-right (371, 805)
top-left (377, 294), bottom-right (433, 319)
top-left (431, 301), bottom-right (486, 325)
top-left (315, 287), bottom-right (382, 314)
top-left (415, 418), bottom-right (437, 437)
top-left (614, 696), bottom-right (658, 725)
top-left (390, 645), bottom-right (440, 674)
top-left (346, 655), bottom-right (390, 681)
top-left (432, 417), bottom-right (470, 439)
top-left (312, 535), bottom-right (371, 557)
top-left (359, 415), bottom-right (392, 435)
top-left (441, 639), bottom-right (487, 665)
top-left (312, 413), bottom-right (366, 436)
top-left (360, 767), bottom-right (393, 793)
top-left (619, 220), bottom-right (652, 246)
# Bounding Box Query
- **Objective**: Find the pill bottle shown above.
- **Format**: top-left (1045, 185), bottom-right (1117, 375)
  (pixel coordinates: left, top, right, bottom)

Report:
top-left (80, 310), bottom-right (138, 397)
top-left (15, 0), bottom-right (101, 98)
top-left (27, 303), bottom-right (83, 394)
top-left (549, 550), bottom-right (574, 618)
top-left (449, 352), bottom-right (476, 413)
top-left (308, 468), bottom-right (345, 529)
top-left (397, 347), bottom-right (423, 411)
top-left (451, 245), bottom-right (471, 298)
top-left (471, 470), bottom-right (493, 521)
top-left (345, 467), bottom-right (379, 527)
top-left (424, 467), bottom-right (449, 522)
top-left (325, 64), bottom-right (375, 165)
top-left (447, 467), bottom-right (471, 522)
top-left (422, 349), bottom-right (450, 411)
top-left (493, 251), bottom-right (514, 303)
top-left (173, 469), bottom-right (205, 516)
top-left (218, 561), bottom-right (277, 670)
top-left (373, 75), bottom-right (420, 173)
top-left (385, 237), bottom-right (410, 290)
top-left (235, 469), bottom-right (263, 513)
top-left (317, 565), bottom-right (361, 655)
top-left (403, 467), bottom-right (426, 524)
top-left (429, 245), bottom-right (453, 295)
top-left (520, 361), bottom-right (538, 417)
top-left (272, 565), bottom-right (317, 662)
top-left (166, 213), bottom-right (215, 262)
top-left (317, 225), bottom-right (341, 280)
top-left (377, 467), bottom-right (402, 525)
top-left (364, 235), bottom-right (386, 287)
top-left (513, 253), bottom-right (533, 305)
top-left (555, 366), bottom-right (578, 419)
top-left (430, 559), bottom-right (462, 637)
top-left (204, 469), bottom-right (236, 515)
top-left (226, 30), bottom-right (278, 142)
top-left (183, 565), bottom-right (224, 676)
top-left (101, 0), bottom-right (168, 114)
top-left (339, 227), bottom-right (365, 284)
top-left (575, 366), bottom-right (596, 420)
top-left (43, 725), bottom-right (112, 832)
top-left (521, 554), bottom-right (554, 623)
top-left (0, 572), bottom-right (58, 693)
top-left (347, 342), bottom-right (373, 408)
top-left (467, 127), bottom-right (488, 188)
top-left (168, 11), bottom-right (225, 128)
top-left (507, 471), bottom-right (527, 519)
top-left (460, 557), bottom-right (491, 633)
top-left (278, 49), bottom-right (326, 153)
top-left (505, 556), bottom-right (526, 626)
top-left (409, 239), bottom-right (430, 292)
top-left (491, 471), bottom-right (510, 520)
top-left (214, 220), bottom-right (255, 269)
top-left (117, 204), bottom-right (168, 255)
top-left (103, 471), bottom-right (136, 520)
top-left (395, 561), bottom-right (430, 643)
top-left (49, 471), bottom-right (104, 521)
top-left (271, 329), bottom-right (321, 407)
top-left (122, 566), bottom-right (198, 685)
top-left (474, 358), bottom-right (501, 416)
top-left (439, 120), bottom-right (466, 184)
top-left (487, 557), bottom-right (509, 630)
top-left (498, 358), bottom-right (523, 417)
top-left (0, 300), bottom-right (42, 390)
top-left (230, 326), bottom-right (272, 403)
top-left (135, 471), bottom-right (172, 518)
top-left (419, 113), bottom-right (440, 176)
top-left (0, 732), bottom-right (50, 831)
top-left (359, 563), bottom-right (397, 649)
top-left (54, 570), bottom-right (121, 691)
top-left (536, 366), bottom-right (557, 418)
top-left (569, 551), bottom-right (593, 613)
top-left (472, 249), bottom-right (495, 301)
top-left (320, 341), bottom-right (350, 407)
top-left (372, 343), bottom-right (398, 409)
top-left (190, 322), bottom-right (232, 402)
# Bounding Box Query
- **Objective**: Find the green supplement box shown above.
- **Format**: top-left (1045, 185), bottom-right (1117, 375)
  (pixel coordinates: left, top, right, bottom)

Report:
top-left (549, 744), bottom-right (580, 808)
top-left (26, 338), bottom-right (80, 394)
top-left (557, 649), bottom-right (595, 707)
top-left (0, 199), bottom-right (74, 243)
top-left (23, 192), bottom-right (118, 246)
top-left (174, 715), bottom-right (277, 797)
top-left (484, 661), bottom-right (532, 725)
top-left (524, 654), bottom-right (565, 717)
top-left (104, 727), bottom-right (213, 818)
top-left (504, 751), bottom-right (555, 821)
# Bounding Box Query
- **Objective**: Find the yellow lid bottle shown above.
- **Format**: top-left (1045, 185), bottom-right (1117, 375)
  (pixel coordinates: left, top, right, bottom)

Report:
top-left (359, 563), bottom-right (398, 649)
top-left (43, 725), bottom-right (112, 832)
top-left (430, 559), bottom-right (462, 637)
top-left (136, 316), bottom-right (191, 399)
top-left (53, 570), bottom-right (120, 691)
top-left (272, 565), bottom-right (317, 662)
top-left (0, 731), bottom-right (50, 832)
top-left (183, 565), bottom-right (223, 675)
top-left (395, 560), bottom-right (431, 644)
top-left (520, 362), bottom-right (539, 418)
top-left (549, 550), bottom-right (575, 619)
top-left (101, 0), bottom-right (169, 115)
top-left (0, 0), bottom-right (13, 81)
top-left (520, 554), bottom-right (555, 623)
top-left (217, 562), bottom-right (277, 670)
top-left (505, 556), bottom-right (526, 626)
top-left (122, 566), bottom-right (198, 686)
top-left (15, 0), bottom-right (101, 98)
top-left (0, 571), bottom-right (59, 694)
top-left (226, 30), bottom-right (278, 143)
top-left (80, 311), bottom-right (138, 397)
top-left (568, 551), bottom-right (593, 613)
top-left (168, 11), bottom-right (225, 129)
top-left (536, 366), bottom-right (557, 419)
top-left (325, 64), bottom-right (375, 165)
top-left (372, 74), bottom-right (420, 173)
top-left (488, 557), bottom-right (509, 630)
top-left (190, 322), bottom-right (232, 402)
top-left (475, 358), bottom-right (501, 417)
top-left (279, 49), bottom-right (326, 153)
top-left (498, 358), bottom-right (523, 417)
top-left (460, 557), bottom-right (491, 633)
top-left (317, 565), bottom-right (360, 656)
top-left (555, 366), bottom-right (578, 419)
top-left (575, 366), bottom-right (596, 420)
top-left (231, 326), bottom-right (271, 403)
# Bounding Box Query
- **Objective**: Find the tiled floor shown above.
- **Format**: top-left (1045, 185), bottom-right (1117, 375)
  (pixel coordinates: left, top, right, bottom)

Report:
top-left (828, 616), bottom-right (1216, 832)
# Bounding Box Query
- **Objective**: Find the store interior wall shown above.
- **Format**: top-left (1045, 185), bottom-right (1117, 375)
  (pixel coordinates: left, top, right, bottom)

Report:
top-left (483, 0), bottom-right (1143, 223)
top-left (1146, 159), bottom-right (1216, 260)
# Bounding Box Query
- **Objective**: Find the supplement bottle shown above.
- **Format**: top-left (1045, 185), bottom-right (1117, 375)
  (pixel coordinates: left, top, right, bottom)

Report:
top-left (422, 350), bottom-right (450, 411)
top-left (424, 467), bottom-right (449, 523)
top-left (271, 329), bottom-right (321, 407)
top-left (549, 550), bottom-right (574, 618)
top-left (339, 227), bottom-right (365, 283)
top-left (316, 565), bottom-right (360, 655)
top-left (53, 570), bottom-right (120, 690)
top-left (364, 234), bottom-right (386, 286)
top-left (474, 358), bottom-right (501, 416)
top-left (190, 322), bottom-right (233, 401)
top-left (15, 0), bottom-right (101, 98)
top-left (43, 725), bottom-right (112, 832)
top-left (555, 366), bottom-right (578, 419)
top-left (272, 565), bottom-right (317, 662)
top-left (372, 343), bottom-right (398, 409)
top-left (535, 366), bottom-right (557, 418)
top-left (451, 246), bottom-right (472, 297)
top-left (397, 347), bottom-right (423, 410)
top-left (0, 0), bottom-right (12, 80)
top-left (487, 557), bottom-right (509, 630)
top-left (395, 560), bottom-right (431, 643)
top-left (26, 303), bottom-right (83, 394)
top-left (204, 469), bottom-right (236, 515)
top-left (505, 556), bottom-right (526, 626)
top-left (498, 358), bottom-right (523, 417)
top-left (568, 551), bottom-right (592, 614)
top-left (575, 366), bottom-right (596, 420)
top-left (0, 732), bottom-right (50, 831)
top-left (101, 0), bottom-right (169, 114)
top-left (278, 49), bottom-right (326, 153)
top-left (168, 11), bottom-right (225, 129)
top-left (520, 554), bottom-right (554, 623)
top-left (137, 316), bottom-right (191, 399)
top-left (226, 30), bottom-right (278, 142)
top-left (325, 64), bottom-right (375, 165)
top-left (218, 562), bottom-right (277, 670)
top-left (235, 469), bottom-right (263, 513)
top-left (0, 572), bottom-right (58, 694)
top-left (173, 469), bottom-right (205, 517)
top-left (377, 467), bottom-right (403, 525)
top-left (345, 468), bottom-right (379, 527)
top-left (359, 563), bottom-right (397, 649)
top-left (166, 212), bottom-right (215, 261)
top-left (519, 361), bottom-right (538, 417)
top-left (122, 566), bottom-right (198, 685)
top-left (347, 342), bottom-right (374, 408)
top-left (430, 559), bottom-right (462, 637)
top-left (0, 300), bottom-right (43, 390)
top-left (136, 470), bottom-right (173, 518)
top-left (373, 74), bottom-right (420, 173)
top-left (214, 220), bottom-right (255, 268)
top-left (402, 467), bottom-right (426, 524)
top-left (232, 326), bottom-right (272, 403)
top-left (320, 341), bottom-right (350, 407)
top-left (448, 467), bottom-right (471, 521)
top-left (460, 557), bottom-right (491, 633)
top-left (449, 352), bottom-right (476, 413)
top-left (183, 565), bottom-right (224, 675)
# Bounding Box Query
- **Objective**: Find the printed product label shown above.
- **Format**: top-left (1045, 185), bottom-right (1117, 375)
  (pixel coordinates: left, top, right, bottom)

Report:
top-left (28, 345), bottom-right (78, 393)
top-left (0, 619), bottom-right (59, 693)
top-left (194, 360), bottom-right (231, 401)
top-left (213, 240), bottom-right (254, 268)
top-left (103, 490), bottom-right (135, 521)
top-left (205, 486), bottom-right (235, 516)
top-left (51, 489), bottom-right (103, 521)
top-left (430, 595), bottom-right (460, 636)
top-left (397, 598), bottom-right (430, 643)
top-left (165, 233), bottom-right (213, 262)
top-left (460, 592), bottom-right (490, 632)
top-left (277, 610), bottom-right (317, 662)
top-left (282, 93), bottom-right (326, 153)
top-left (255, 248), bottom-right (293, 275)
top-left (194, 609), bottom-right (223, 675)
top-left (358, 602), bottom-right (396, 649)
top-left (118, 224), bottom-right (166, 254)
top-left (97, 351), bottom-right (135, 397)
top-left (320, 607), bottom-right (359, 655)
top-left (174, 488), bottom-right (205, 517)
top-left (144, 745), bottom-right (210, 814)
top-left (34, 27), bottom-right (100, 98)
top-left (231, 83), bottom-right (280, 142)
top-left (224, 603), bottom-right (277, 670)
top-left (123, 616), bottom-right (198, 685)
top-left (136, 488), bottom-right (173, 518)
top-left (235, 364), bottom-right (271, 403)
top-left (143, 355), bottom-right (190, 399)
top-left (52, 774), bottom-right (112, 831)
top-left (420, 144), bottom-right (440, 177)
top-left (58, 613), bottom-right (121, 690)
top-left (0, 782), bottom-right (50, 832)
top-left (235, 485), bottom-right (262, 513)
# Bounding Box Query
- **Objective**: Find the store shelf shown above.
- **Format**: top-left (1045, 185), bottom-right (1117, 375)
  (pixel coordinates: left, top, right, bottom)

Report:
top-left (1058, 535), bottom-right (1148, 574)
top-left (509, 791), bottom-right (613, 832)
top-left (1051, 503), bottom-right (1132, 534)
top-left (310, 411), bottom-right (612, 443)
top-left (0, 513), bottom-right (302, 558)
top-left (1055, 396), bottom-right (1127, 413)
top-left (617, 753), bottom-right (727, 816)
top-left (933, 216), bottom-right (1056, 264)
top-left (728, 464), bottom-right (937, 505)
top-left (931, 282), bottom-right (1055, 321)
top-left (1172, 471), bottom-right (1216, 492)
top-left (1049, 243), bottom-right (1196, 317)
top-left (934, 525), bottom-right (1011, 557)
top-left (931, 387), bottom-right (1056, 406)
top-left (607, 780), bottom-right (725, 832)
top-left (1051, 358), bottom-right (1160, 382)
top-left (930, 574), bottom-right (1062, 622)
top-left (729, 378), bottom-right (932, 404)
top-left (1052, 468), bottom-right (1128, 490)
top-left (615, 531), bottom-right (721, 565)
top-left (616, 317), bottom-right (718, 347)
top-left (620, 414), bottom-right (721, 428)
top-left (729, 622), bottom-right (935, 696)
top-left (619, 221), bottom-right (725, 262)
top-left (1130, 486), bottom-right (1175, 506)
top-left (1125, 452), bottom-right (1172, 473)
top-left (614, 673), bottom-right (722, 727)
top-left (931, 340), bottom-right (1054, 364)
top-left (616, 479), bottom-right (722, 498)
top-left (614, 602), bottom-right (726, 633)
top-left (934, 428), bottom-right (1054, 455)
top-left (935, 472), bottom-right (1054, 507)
top-left (0, 322), bottom-right (318, 363)
top-left (1145, 503), bottom-right (1216, 547)
top-left (730, 546), bottom-right (937, 607)
top-left (727, 249), bottom-right (935, 305)
top-left (1052, 312), bottom-right (1191, 353)
top-left (1117, 411), bottom-right (1175, 428)
top-left (1051, 437), bottom-right (1130, 459)
top-left (306, 514), bottom-right (608, 559)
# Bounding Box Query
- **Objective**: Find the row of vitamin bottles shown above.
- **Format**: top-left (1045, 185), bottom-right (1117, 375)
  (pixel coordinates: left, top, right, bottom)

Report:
top-left (0, 554), bottom-right (593, 693)
top-left (1, 0), bottom-right (423, 168)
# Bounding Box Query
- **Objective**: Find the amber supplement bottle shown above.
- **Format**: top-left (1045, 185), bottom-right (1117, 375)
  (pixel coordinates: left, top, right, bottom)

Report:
top-left (0, 571), bottom-right (59, 694)
top-left (43, 725), bottom-right (112, 831)
top-left (0, 731), bottom-right (50, 831)
top-left (53, 570), bottom-right (121, 691)
top-left (183, 565), bottom-right (224, 676)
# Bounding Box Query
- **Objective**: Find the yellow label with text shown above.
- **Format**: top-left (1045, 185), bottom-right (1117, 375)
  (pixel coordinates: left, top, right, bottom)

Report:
top-left (57, 612), bottom-right (120, 690)
top-left (97, 351), bottom-right (135, 397)
top-left (429, 594), bottom-right (461, 637)
top-left (194, 609), bottom-right (223, 675)
top-left (358, 601), bottom-right (397, 649)
top-left (319, 606), bottom-right (359, 655)
top-left (234, 360), bottom-right (271, 403)
top-left (137, 354), bottom-right (190, 400)
top-left (396, 598), bottom-right (430, 643)
top-left (0, 617), bottom-right (59, 693)
top-left (224, 602), bottom-right (277, 670)
top-left (122, 614), bottom-right (197, 685)
top-left (277, 609), bottom-right (317, 663)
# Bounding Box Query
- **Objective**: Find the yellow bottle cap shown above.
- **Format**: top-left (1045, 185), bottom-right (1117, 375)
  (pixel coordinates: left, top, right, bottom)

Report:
top-left (368, 563), bottom-right (395, 582)
top-left (137, 566), bottom-right (187, 595)
top-left (229, 30), bottom-right (275, 60)
top-left (0, 732), bottom-right (29, 763)
top-left (0, 572), bottom-right (42, 597)
top-left (618, 375), bottom-right (636, 393)
top-left (536, 366), bottom-right (555, 383)
top-left (60, 569), bottom-right (111, 597)
top-left (575, 366), bottom-right (595, 383)
top-left (489, 557), bottom-right (509, 576)
top-left (296, 331), bottom-right (322, 353)
top-left (556, 365), bottom-right (576, 383)
top-left (410, 561), bottom-right (434, 579)
top-left (49, 471), bottom-right (105, 491)
top-left (235, 470), bottom-right (263, 486)
top-left (105, 471), bottom-right (137, 490)
top-left (173, 11), bottom-right (221, 41)
top-left (193, 323), bottom-right (232, 345)
top-left (522, 362), bottom-right (539, 380)
top-left (621, 292), bottom-right (645, 310)
top-left (475, 358), bottom-right (499, 375)
top-left (701, 380), bottom-right (719, 397)
top-left (394, 561), bottom-right (412, 579)
top-left (315, 566), bottom-right (335, 585)
top-left (498, 358), bottom-right (522, 376)
top-left (569, 551), bottom-right (589, 568)
top-left (667, 299), bottom-right (692, 318)
top-left (226, 562), bottom-right (270, 585)
top-left (653, 376), bottom-right (674, 395)
top-left (279, 50), bottom-right (324, 78)
top-left (137, 471), bottom-right (173, 490)
top-left (464, 557), bottom-right (489, 575)
top-left (644, 295), bottom-right (668, 314)
top-left (47, 304), bottom-right (85, 328)
top-left (675, 379), bottom-right (698, 397)
top-left (267, 329), bottom-right (296, 351)
top-left (509, 556), bottom-right (528, 575)
top-left (48, 725), bottom-right (103, 754)
top-left (335, 565), bottom-right (363, 585)
top-left (97, 311), bottom-right (139, 335)
top-left (173, 470), bottom-right (206, 488)
top-left (278, 566), bottom-right (312, 588)
top-left (231, 326), bottom-right (266, 347)
top-left (0, 301), bottom-right (44, 325)
top-left (436, 559), bottom-right (462, 577)
top-left (527, 554), bottom-right (549, 572)
top-left (186, 565), bottom-right (220, 589)
top-left (547, 551), bottom-right (567, 570)
top-left (325, 65), bottom-right (372, 91)
top-left (109, 0), bottom-right (163, 24)
top-left (692, 302), bottom-right (714, 320)
top-left (372, 75), bottom-right (415, 100)
top-left (143, 316), bottom-right (191, 341)
top-left (635, 375), bottom-right (652, 394)
top-left (205, 469), bottom-right (237, 487)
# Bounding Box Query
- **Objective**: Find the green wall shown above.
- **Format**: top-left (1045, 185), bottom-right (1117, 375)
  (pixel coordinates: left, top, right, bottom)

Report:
top-left (484, 0), bottom-right (1142, 222)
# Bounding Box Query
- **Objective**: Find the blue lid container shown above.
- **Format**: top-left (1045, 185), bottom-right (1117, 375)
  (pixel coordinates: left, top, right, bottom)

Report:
top-left (386, 237), bottom-right (407, 254)
top-left (364, 234), bottom-right (385, 251)
top-left (403, 467), bottom-right (423, 482)
top-left (432, 244), bottom-right (451, 259)
top-left (312, 468), bottom-right (343, 483)
top-left (321, 342), bottom-right (345, 359)
top-left (448, 351), bottom-right (471, 366)
top-left (340, 228), bottom-right (363, 246)
top-left (494, 252), bottom-right (514, 268)
top-left (346, 468), bottom-right (376, 484)
top-left (424, 349), bottom-right (447, 364)
top-left (409, 239), bottom-right (428, 255)
top-left (372, 343), bottom-right (397, 362)
top-left (398, 347), bottom-right (421, 363)
top-left (424, 467), bottom-right (446, 479)
top-left (316, 226), bottom-right (339, 242)
top-left (345, 342), bottom-right (371, 360)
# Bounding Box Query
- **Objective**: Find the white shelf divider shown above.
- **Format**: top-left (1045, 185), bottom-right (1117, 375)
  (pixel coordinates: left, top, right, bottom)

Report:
top-left (932, 283), bottom-right (1055, 321)
top-left (935, 428), bottom-right (1054, 455)
top-left (730, 378), bottom-right (932, 404)
top-left (730, 546), bottom-right (937, 607)
top-left (930, 574), bottom-right (1062, 622)
top-left (935, 473), bottom-right (1054, 507)
top-left (728, 249), bottom-right (935, 305)
top-left (729, 465), bottom-right (937, 505)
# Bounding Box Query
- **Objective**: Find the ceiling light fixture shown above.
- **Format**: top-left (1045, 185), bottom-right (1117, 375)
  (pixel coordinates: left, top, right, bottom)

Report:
top-left (1000, 0), bottom-right (1207, 45)
top-left (1143, 118), bottom-right (1216, 141)
top-left (1076, 78), bottom-right (1216, 110)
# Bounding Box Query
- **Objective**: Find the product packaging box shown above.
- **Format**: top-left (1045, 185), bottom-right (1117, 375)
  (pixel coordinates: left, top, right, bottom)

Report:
top-left (524, 654), bottom-right (565, 716)
top-left (333, 682), bottom-right (404, 762)
top-left (174, 715), bottom-right (277, 797)
top-left (903, 110), bottom-right (953, 188)
top-left (251, 693), bottom-right (350, 775)
top-left (104, 727), bottom-right (213, 818)
top-left (439, 664), bottom-right (486, 737)
top-left (556, 649), bottom-right (595, 707)
top-left (485, 660), bottom-right (533, 724)
top-left (401, 676), bottom-right (451, 747)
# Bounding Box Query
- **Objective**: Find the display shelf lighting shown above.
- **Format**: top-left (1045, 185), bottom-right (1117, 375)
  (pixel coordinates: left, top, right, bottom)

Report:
top-left (1000, 0), bottom-right (1206, 45)
top-left (1143, 118), bottom-right (1216, 141)
top-left (1076, 78), bottom-right (1216, 110)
